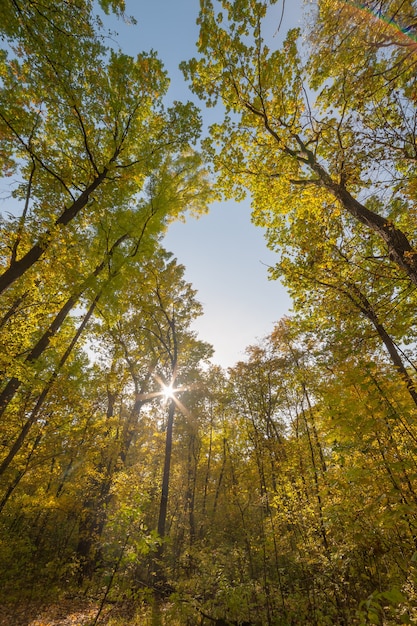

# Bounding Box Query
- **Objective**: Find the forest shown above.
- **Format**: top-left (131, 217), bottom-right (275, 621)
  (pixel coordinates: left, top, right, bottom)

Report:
top-left (1, 0), bottom-right (417, 624)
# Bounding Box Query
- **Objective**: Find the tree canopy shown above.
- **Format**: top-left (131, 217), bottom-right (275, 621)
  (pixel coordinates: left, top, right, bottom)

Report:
top-left (1, 1), bottom-right (417, 625)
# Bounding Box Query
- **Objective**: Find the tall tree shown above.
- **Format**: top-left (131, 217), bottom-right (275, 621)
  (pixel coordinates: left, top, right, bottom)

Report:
top-left (72, 250), bottom-right (212, 583)
top-left (182, 0), bottom-right (417, 285)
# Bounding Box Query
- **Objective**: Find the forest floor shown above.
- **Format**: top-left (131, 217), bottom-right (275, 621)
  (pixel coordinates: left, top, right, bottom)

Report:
top-left (0, 597), bottom-right (181, 625)
top-left (0, 594), bottom-right (193, 625)
top-left (0, 598), bottom-right (107, 626)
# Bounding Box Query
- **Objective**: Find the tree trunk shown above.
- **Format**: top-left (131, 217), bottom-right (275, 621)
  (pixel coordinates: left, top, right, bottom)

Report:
top-left (0, 232), bottom-right (129, 417)
top-left (0, 292), bottom-right (79, 417)
top-left (0, 293), bottom-right (100, 477)
top-left (0, 168), bottom-right (108, 295)
top-left (157, 399), bottom-right (176, 541)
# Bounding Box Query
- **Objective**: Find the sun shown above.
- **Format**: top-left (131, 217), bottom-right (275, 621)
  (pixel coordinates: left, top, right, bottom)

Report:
top-left (161, 384), bottom-right (176, 401)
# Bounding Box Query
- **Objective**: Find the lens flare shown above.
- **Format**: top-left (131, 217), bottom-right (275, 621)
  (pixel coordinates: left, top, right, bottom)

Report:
top-left (162, 384), bottom-right (175, 400)
top-left (343, 1), bottom-right (417, 47)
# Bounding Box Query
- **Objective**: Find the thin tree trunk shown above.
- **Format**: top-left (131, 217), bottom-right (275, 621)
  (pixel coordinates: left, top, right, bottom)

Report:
top-left (0, 292), bottom-right (79, 417)
top-left (157, 399), bottom-right (176, 541)
top-left (350, 285), bottom-right (417, 408)
top-left (0, 232), bottom-right (129, 417)
top-left (308, 272), bottom-right (417, 409)
top-left (0, 293), bottom-right (100, 477)
top-left (0, 168), bottom-right (108, 294)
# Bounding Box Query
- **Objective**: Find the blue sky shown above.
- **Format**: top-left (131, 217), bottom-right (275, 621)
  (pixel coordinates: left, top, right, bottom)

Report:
top-left (105, 0), bottom-right (305, 368)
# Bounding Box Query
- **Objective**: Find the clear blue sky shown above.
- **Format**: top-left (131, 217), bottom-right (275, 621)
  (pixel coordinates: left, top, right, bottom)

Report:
top-left (105, 0), bottom-right (305, 368)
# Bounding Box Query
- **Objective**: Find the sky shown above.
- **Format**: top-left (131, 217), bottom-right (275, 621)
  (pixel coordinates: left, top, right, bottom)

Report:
top-left (105, 0), bottom-right (306, 368)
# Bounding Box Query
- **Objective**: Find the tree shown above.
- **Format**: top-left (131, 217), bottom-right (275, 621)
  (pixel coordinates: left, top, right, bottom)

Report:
top-left (0, 0), bottom-right (212, 499)
top-left (182, 0), bottom-right (417, 286)
top-left (0, 0), bottom-right (214, 602)
top-left (71, 250), bottom-right (212, 583)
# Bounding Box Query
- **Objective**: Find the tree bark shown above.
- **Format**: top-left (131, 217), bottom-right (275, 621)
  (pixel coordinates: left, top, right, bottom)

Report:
top-left (0, 168), bottom-right (108, 295)
top-left (346, 283), bottom-right (417, 408)
top-left (0, 232), bottom-right (128, 417)
top-left (0, 293), bottom-right (100, 477)
top-left (157, 399), bottom-right (175, 541)
top-left (296, 136), bottom-right (417, 286)
top-left (0, 292), bottom-right (79, 417)
top-left (261, 114), bottom-right (417, 286)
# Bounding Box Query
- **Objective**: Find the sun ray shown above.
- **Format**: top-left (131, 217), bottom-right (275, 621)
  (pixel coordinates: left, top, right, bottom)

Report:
top-left (135, 372), bottom-right (198, 411)
top-left (171, 395), bottom-right (192, 418)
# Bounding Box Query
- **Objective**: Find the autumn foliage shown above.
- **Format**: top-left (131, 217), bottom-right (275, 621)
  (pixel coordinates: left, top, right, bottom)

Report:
top-left (1, 1), bottom-right (417, 624)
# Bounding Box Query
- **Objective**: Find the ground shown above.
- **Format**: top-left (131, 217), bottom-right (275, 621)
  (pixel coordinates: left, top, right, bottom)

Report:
top-left (0, 598), bottom-right (103, 626)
